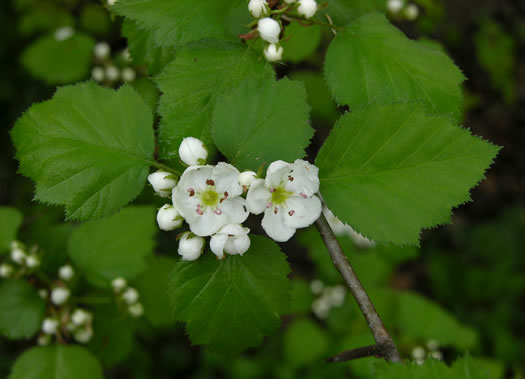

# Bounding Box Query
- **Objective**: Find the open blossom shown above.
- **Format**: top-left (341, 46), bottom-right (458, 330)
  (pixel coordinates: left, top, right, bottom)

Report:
top-left (173, 163), bottom-right (249, 236)
top-left (210, 224), bottom-right (251, 260)
top-left (246, 159), bottom-right (322, 242)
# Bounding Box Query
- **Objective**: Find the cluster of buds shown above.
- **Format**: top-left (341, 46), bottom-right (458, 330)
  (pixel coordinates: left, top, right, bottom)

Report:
top-left (91, 42), bottom-right (137, 85)
top-left (411, 339), bottom-right (443, 364)
top-left (112, 277), bottom-right (144, 317)
top-left (0, 241), bottom-right (41, 279)
top-left (246, 0), bottom-right (318, 63)
top-left (387, 0), bottom-right (419, 21)
top-left (310, 279), bottom-right (346, 318)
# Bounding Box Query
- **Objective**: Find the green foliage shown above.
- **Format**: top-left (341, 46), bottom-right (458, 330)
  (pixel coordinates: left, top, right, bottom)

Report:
top-left (284, 319), bottom-right (329, 367)
top-left (281, 23), bottom-right (322, 63)
top-left (289, 279), bottom-right (314, 314)
top-left (21, 32), bottom-right (95, 85)
top-left (80, 4), bottom-right (111, 36)
top-left (68, 206), bottom-right (156, 287)
top-left (113, 0), bottom-right (248, 48)
top-left (155, 41), bottom-right (273, 165)
top-left (212, 78), bottom-right (313, 171)
top-left (9, 345), bottom-right (104, 379)
top-left (316, 103), bottom-right (500, 244)
top-left (17, 3), bottom-right (74, 36)
top-left (319, 0), bottom-right (384, 26)
top-left (0, 279), bottom-right (46, 340)
top-left (11, 82), bottom-right (155, 221)
top-left (0, 207), bottom-right (22, 254)
top-left (324, 13), bottom-right (465, 120)
top-left (169, 235), bottom-right (290, 355)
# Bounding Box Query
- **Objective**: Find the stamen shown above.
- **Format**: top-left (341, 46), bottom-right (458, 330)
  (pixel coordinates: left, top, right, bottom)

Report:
top-left (187, 188), bottom-right (195, 197)
top-left (220, 191), bottom-right (228, 203)
top-left (196, 204), bottom-right (203, 215)
top-left (288, 175), bottom-right (294, 182)
top-left (206, 179), bottom-right (215, 186)
top-left (269, 188), bottom-right (276, 193)
top-left (288, 210), bottom-right (295, 216)
top-left (266, 202), bottom-right (272, 209)
top-left (214, 209), bottom-right (222, 215)
top-left (300, 192), bottom-right (307, 199)
top-left (274, 207), bottom-right (278, 214)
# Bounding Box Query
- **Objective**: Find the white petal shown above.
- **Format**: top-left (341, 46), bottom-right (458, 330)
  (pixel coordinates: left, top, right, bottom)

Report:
top-left (219, 223), bottom-right (248, 236)
top-left (178, 165), bottom-right (214, 192)
top-left (212, 162), bottom-right (243, 197)
top-left (188, 207), bottom-right (227, 236)
top-left (265, 160), bottom-right (292, 188)
top-left (284, 195), bottom-right (322, 229)
top-left (173, 186), bottom-right (201, 223)
top-left (210, 234), bottom-right (228, 259)
top-left (224, 234), bottom-right (251, 255)
top-left (285, 159), bottom-right (320, 197)
top-left (219, 197), bottom-right (249, 225)
top-left (261, 208), bottom-right (296, 242)
top-left (246, 179), bottom-right (271, 214)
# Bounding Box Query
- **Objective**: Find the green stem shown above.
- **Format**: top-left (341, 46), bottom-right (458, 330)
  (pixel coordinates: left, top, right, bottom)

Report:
top-left (149, 160), bottom-right (181, 176)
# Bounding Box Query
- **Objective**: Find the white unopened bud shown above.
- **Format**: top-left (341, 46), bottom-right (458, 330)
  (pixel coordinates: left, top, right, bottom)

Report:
top-left (297, 0), bottom-right (317, 19)
top-left (178, 232), bottom-right (205, 261)
top-left (38, 289), bottom-right (48, 299)
top-left (71, 309), bottom-right (92, 326)
top-left (107, 0), bottom-right (118, 6)
top-left (178, 137), bottom-right (208, 166)
top-left (312, 298), bottom-right (330, 319)
top-left (257, 18), bottom-right (281, 44)
top-left (11, 248), bottom-right (25, 265)
top-left (310, 279), bottom-right (324, 295)
top-left (148, 170), bottom-right (177, 197)
top-left (51, 287), bottom-right (70, 305)
top-left (91, 67), bottom-right (104, 82)
top-left (411, 346), bottom-right (426, 361)
top-left (128, 302), bottom-right (144, 317)
top-left (404, 4), bottom-right (419, 20)
top-left (157, 204), bottom-right (184, 231)
top-left (238, 171), bottom-right (257, 188)
top-left (387, 0), bottom-right (404, 13)
top-left (0, 264), bottom-right (14, 278)
top-left (105, 65), bottom-right (120, 81)
top-left (122, 287), bottom-right (139, 304)
top-left (426, 339), bottom-right (439, 351)
top-left (37, 334), bottom-right (51, 346)
top-left (112, 277), bottom-right (127, 292)
top-left (248, 0), bottom-right (269, 18)
top-left (74, 327), bottom-right (93, 343)
top-left (42, 318), bottom-right (59, 335)
top-left (122, 67), bottom-right (136, 82)
top-left (430, 351), bottom-right (443, 360)
top-left (59, 265), bottom-right (74, 281)
top-left (54, 26), bottom-right (74, 41)
top-left (25, 255), bottom-right (40, 268)
top-left (94, 42), bottom-right (110, 60)
top-left (264, 44), bottom-right (283, 62)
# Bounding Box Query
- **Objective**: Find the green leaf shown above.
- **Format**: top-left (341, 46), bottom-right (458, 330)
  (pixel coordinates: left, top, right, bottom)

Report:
top-left (113, 0), bottom-right (248, 48)
top-left (318, 0), bottom-right (384, 26)
top-left (21, 32), bottom-right (95, 85)
top-left (281, 23), bottom-right (322, 63)
top-left (169, 235), bottom-right (290, 355)
top-left (122, 20), bottom-right (175, 76)
top-left (0, 207), bottom-right (23, 254)
top-left (211, 77), bottom-right (313, 171)
top-left (284, 319), bottom-right (329, 367)
top-left (316, 103), bottom-right (500, 245)
top-left (134, 256), bottom-right (177, 327)
top-left (324, 13), bottom-right (465, 120)
top-left (155, 40), bottom-right (273, 165)
top-left (9, 345), bottom-right (104, 379)
top-left (68, 206), bottom-right (156, 287)
top-left (0, 279), bottom-right (46, 340)
top-left (11, 82), bottom-right (155, 221)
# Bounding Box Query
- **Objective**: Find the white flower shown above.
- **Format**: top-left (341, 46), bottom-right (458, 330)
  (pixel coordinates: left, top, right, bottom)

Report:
top-left (327, 285), bottom-right (346, 306)
top-left (310, 279), bottom-right (324, 295)
top-left (54, 26), bottom-right (74, 41)
top-left (128, 302), bottom-right (144, 317)
top-left (59, 265), bottom-right (74, 281)
top-left (297, 0), bottom-right (317, 18)
top-left (122, 67), bottom-right (136, 82)
top-left (411, 346), bottom-right (426, 361)
top-left (51, 287), bottom-right (70, 305)
top-left (0, 264), bottom-right (13, 278)
top-left (157, 204), bottom-right (184, 231)
top-left (246, 159), bottom-right (322, 242)
top-left (264, 44), bottom-right (283, 62)
top-left (404, 4), bottom-right (419, 20)
top-left (387, 0), bottom-right (404, 13)
top-left (238, 170), bottom-right (257, 188)
top-left (173, 163), bottom-right (249, 236)
top-left (25, 255), bottom-right (40, 268)
top-left (112, 277), bottom-right (127, 292)
top-left (257, 17), bottom-right (281, 44)
top-left (42, 318), bottom-right (59, 335)
top-left (248, 0), bottom-right (269, 18)
top-left (11, 248), bottom-right (25, 265)
top-left (148, 170), bottom-right (177, 198)
top-left (74, 327), bottom-right (93, 343)
top-left (210, 224), bottom-right (251, 260)
top-left (71, 309), bottom-right (92, 326)
top-left (312, 298), bottom-right (330, 319)
top-left (105, 65), bottom-right (120, 81)
top-left (91, 67), bottom-right (104, 82)
top-left (178, 232), bottom-right (205, 261)
top-left (94, 42), bottom-right (110, 59)
top-left (122, 287), bottom-right (139, 304)
top-left (178, 137), bottom-right (208, 166)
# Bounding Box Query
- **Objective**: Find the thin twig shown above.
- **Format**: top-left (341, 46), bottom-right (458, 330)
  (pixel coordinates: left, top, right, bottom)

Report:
top-left (314, 209), bottom-right (401, 363)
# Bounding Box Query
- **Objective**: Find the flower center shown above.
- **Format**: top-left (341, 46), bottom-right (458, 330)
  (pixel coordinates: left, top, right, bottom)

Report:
top-left (271, 187), bottom-right (292, 205)
top-left (201, 188), bottom-right (219, 207)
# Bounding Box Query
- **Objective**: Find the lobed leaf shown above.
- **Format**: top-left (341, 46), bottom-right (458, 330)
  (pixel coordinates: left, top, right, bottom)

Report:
top-left (318, 0), bottom-right (384, 26)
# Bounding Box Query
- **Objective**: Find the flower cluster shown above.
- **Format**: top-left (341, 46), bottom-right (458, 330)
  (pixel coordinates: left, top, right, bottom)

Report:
top-left (411, 339), bottom-right (443, 364)
top-left (247, 0), bottom-right (318, 63)
top-left (112, 277), bottom-right (144, 317)
top-left (387, 0), bottom-right (419, 21)
top-left (0, 241), bottom-right (41, 279)
top-left (91, 41), bottom-right (137, 85)
top-left (150, 137), bottom-right (323, 260)
top-left (310, 279), bottom-right (346, 319)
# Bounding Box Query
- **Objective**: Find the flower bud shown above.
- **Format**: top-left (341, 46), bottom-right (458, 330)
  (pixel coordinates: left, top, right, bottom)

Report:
top-left (411, 346), bottom-right (426, 361)
top-left (178, 232), bottom-right (205, 261)
top-left (122, 287), bottom-right (139, 304)
top-left (0, 264), bottom-right (14, 278)
top-left (297, 0), bottom-right (317, 19)
top-left (210, 224), bottom-right (250, 259)
top-left (42, 318), bottom-right (59, 335)
top-left (248, 0), bottom-right (269, 18)
top-left (71, 309), bottom-right (92, 326)
top-left (157, 204), bottom-right (184, 231)
top-left (51, 287), bottom-right (70, 305)
top-left (238, 171), bottom-right (257, 188)
top-left (310, 279), bottom-right (324, 295)
top-left (112, 277), bottom-right (127, 292)
top-left (91, 67), bottom-right (105, 82)
top-left (128, 302), bottom-right (144, 317)
top-left (37, 334), bottom-right (51, 346)
top-left (178, 137), bottom-right (208, 166)
top-left (38, 289), bottom-right (48, 299)
top-left (59, 265), bottom-right (74, 281)
top-left (11, 248), bottom-right (25, 265)
top-left (54, 26), bottom-right (74, 41)
top-left (122, 67), bottom-right (136, 82)
top-left (257, 18), bottom-right (281, 44)
top-left (105, 65), bottom-right (120, 81)
top-left (148, 170), bottom-right (177, 197)
top-left (404, 4), bottom-right (419, 20)
top-left (263, 44), bottom-right (283, 62)
top-left (387, 0), bottom-right (404, 13)
top-left (94, 42), bottom-right (110, 60)
top-left (25, 255), bottom-right (40, 268)
top-left (74, 327), bottom-right (93, 343)
top-left (108, 0), bottom-right (118, 6)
